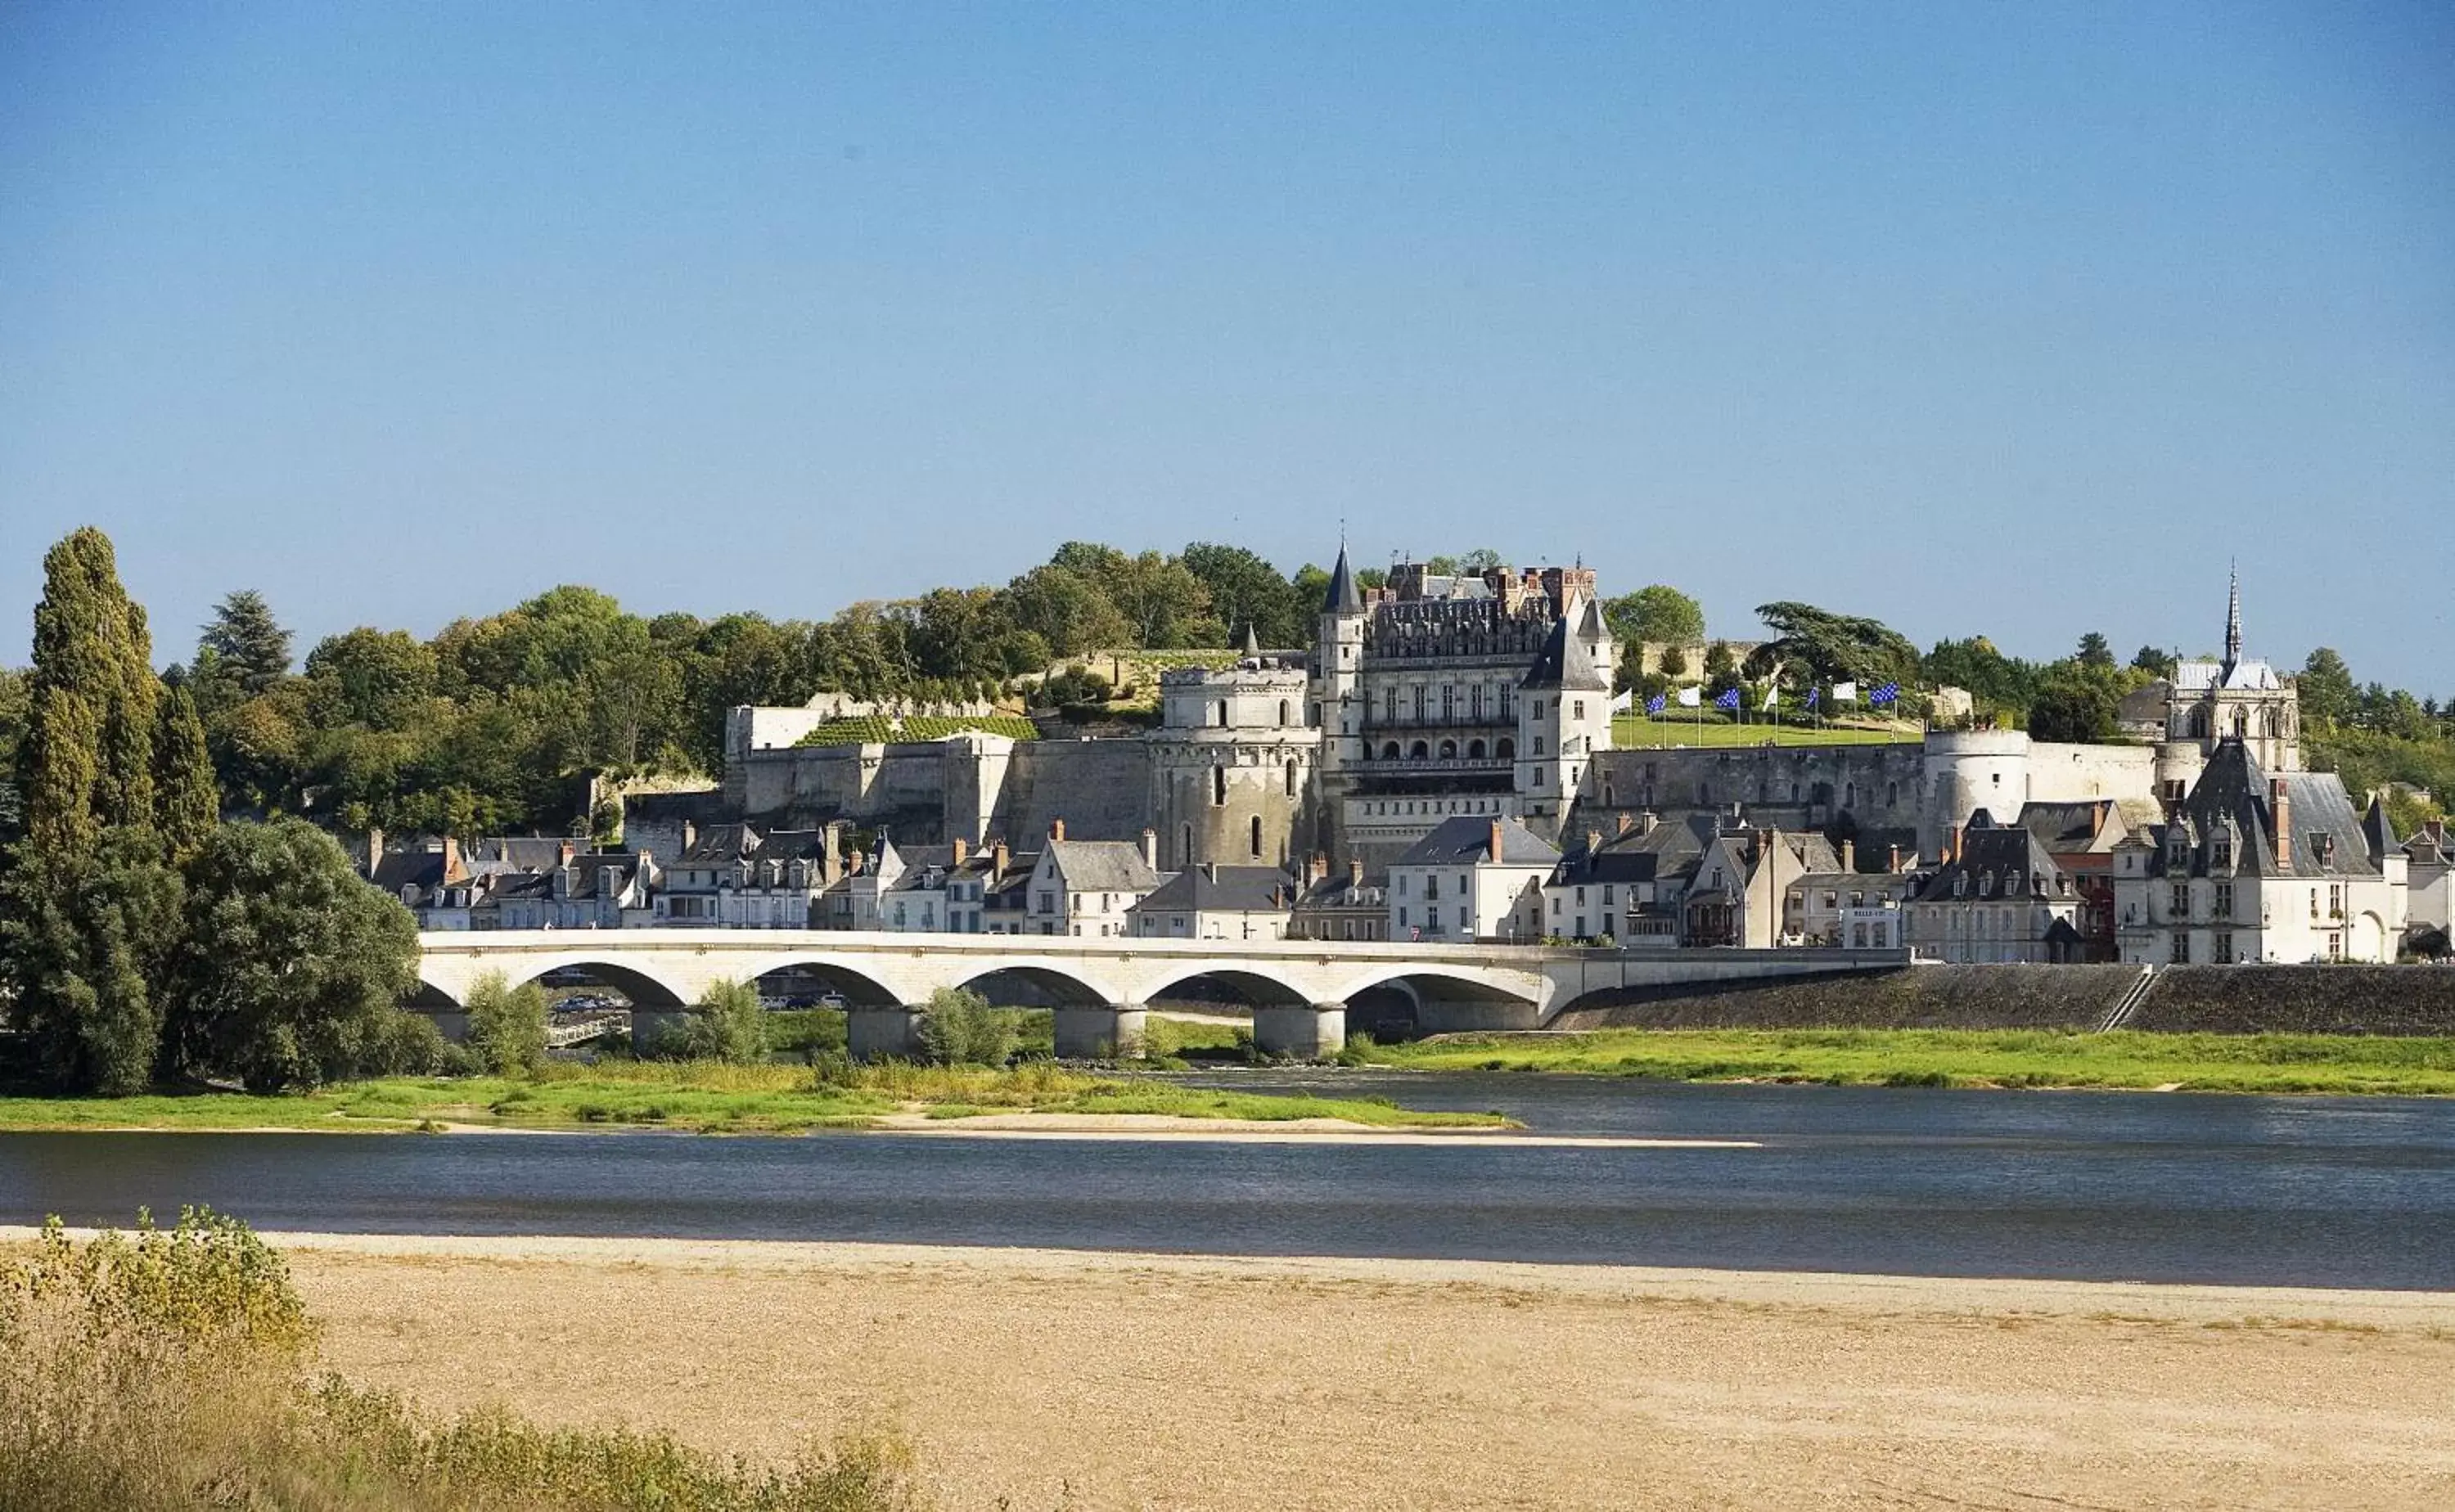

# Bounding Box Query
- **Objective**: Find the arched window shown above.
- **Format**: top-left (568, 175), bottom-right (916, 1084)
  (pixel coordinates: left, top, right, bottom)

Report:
top-left (1212, 767), bottom-right (1227, 806)
top-left (1844, 783), bottom-right (1856, 808)
top-left (1181, 824), bottom-right (1193, 863)
top-left (1250, 816), bottom-right (1264, 859)
top-left (1214, 700), bottom-right (1228, 727)
top-left (1381, 741), bottom-right (1401, 760)
top-left (1278, 700), bottom-right (1290, 727)
top-left (1284, 759), bottom-right (1298, 796)
top-left (1887, 782), bottom-right (1898, 807)
top-left (1468, 739), bottom-right (1486, 758)
top-left (1439, 739), bottom-right (1457, 759)
top-left (1496, 737), bottom-right (1516, 760)
top-left (1410, 740), bottom-right (1430, 759)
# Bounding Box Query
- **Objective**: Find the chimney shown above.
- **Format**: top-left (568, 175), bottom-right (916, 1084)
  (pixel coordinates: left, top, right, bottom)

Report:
top-left (951, 837), bottom-right (968, 867)
top-left (1616, 812), bottom-right (1633, 835)
top-left (364, 827), bottom-right (385, 875)
top-left (992, 839), bottom-right (1010, 875)
top-left (441, 835), bottom-right (464, 883)
top-left (1585, 828), bottom-right (1602, 857)
top-left (1308, 852), bottom-right (1329, 884)
top-left (1887, 843), bottom-right (1903, 874)
top-left (1947, 822), bottom-right (1966, 865)
top-left (1840, 839), bottom-right (1856, 874)
top-left (2270, 779), bottom-right (2292, 873)
top-left (1639, 810), bottom-right (1659, 836)
top-left (1050, 817), bottom-right (1066, 844)
top-left (1202, 861), bottom-right (1218, 884)
top-left (1349, 857), bottom-right (1365, 889)
top-left (848, 850), bottom-right (865, 875)
top-left (1489, 817), bottom-right (1505, 863)
top-left (558, 839), bottom-right (577, 867)
top-left (682, 817), bottom-right (698, 854)
top-left (1141, 827), bottom-right (1158, 871)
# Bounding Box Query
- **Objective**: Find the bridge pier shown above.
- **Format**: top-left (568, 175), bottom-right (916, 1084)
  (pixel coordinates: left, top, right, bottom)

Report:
top-left (848, 1005), bottom-right (926, 1061)
top-left (1253, 1001), bottom-right (1346, 1060)
top-left (1052, 1005), bottom-right (1147, 1060)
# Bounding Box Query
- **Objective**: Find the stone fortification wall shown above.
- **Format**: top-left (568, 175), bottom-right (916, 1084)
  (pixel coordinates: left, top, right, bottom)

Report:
top-left (2132, 966), bottom-right (2455, 1036)
top-left (1548, 965), bottom-right (2130, 1031)
top-left (996, 739), bottom-right (1155, 846)
top-left (1584, 743), bottom-right (1927, 838)
top-left (731, 741), bottom-right (955, 834)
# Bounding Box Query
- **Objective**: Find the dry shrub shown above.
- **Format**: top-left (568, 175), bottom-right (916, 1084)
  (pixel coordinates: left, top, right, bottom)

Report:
top-left (0, 1209), bottom-right (930, 1512)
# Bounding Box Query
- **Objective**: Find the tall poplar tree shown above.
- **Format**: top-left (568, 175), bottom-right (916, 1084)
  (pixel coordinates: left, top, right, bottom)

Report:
top-left (154, 683), bottom-right (219, 860)
top-left (2, 527), bottom-right (182, 1092)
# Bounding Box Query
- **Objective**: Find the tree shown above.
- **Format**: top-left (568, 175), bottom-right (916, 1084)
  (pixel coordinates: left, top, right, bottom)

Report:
top-left (162, 819), bottom-right (422, 1091)
top-left (1602, 585), bottom-right (1705, 648)
top-left (664, 978), bottom-right (769, 1064)
top-left (1458, 548), bottom-right (1503, 574)
top-left (1181, 543), bottom-right (1303, 648)
top-left (2077, 632), bottom-right (2115, 669)
top-left (1746, 601), bottom-right (1920, 690)
top-left (2132, 646), bottom-right (2177, 679)
top-left (0, 829), bottom-right (184, 1094)
top-left (917, 986), bottom-right (1018, 1066)
top-left (22, 528), bottom-right (158, 843)
top-left (461, 971), bottom-right (550, 1078)
top-left (2299, 649), bottom-right (2358, 727)
top-left (303, 628), bottom-right (437, 731)
top-left (152, 683), bottom-right (218, 861)
top-left (199, 590), bottom-right (293, 695)
top-left (2027, 681), bottom-right (2118, 743)
top-left (1002, 564), bottom-right (1128, 657)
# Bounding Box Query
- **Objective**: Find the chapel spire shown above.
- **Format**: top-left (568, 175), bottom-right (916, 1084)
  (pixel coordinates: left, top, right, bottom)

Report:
top-left (2223, 563), bottom-right (2242, 673)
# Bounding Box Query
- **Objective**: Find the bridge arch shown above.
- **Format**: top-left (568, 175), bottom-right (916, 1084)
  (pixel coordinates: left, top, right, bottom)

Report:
top-left (727, 954), bottom-right (906, 1007)
top-left (1326, 965), bottom-right (1545, 1036)
top-left (421, 955), bottom-right (698, 1010)
top-left (950, 962), bottom-right (1123, 1009)
top-left (1140, 964), bottom-right (1316, 1010)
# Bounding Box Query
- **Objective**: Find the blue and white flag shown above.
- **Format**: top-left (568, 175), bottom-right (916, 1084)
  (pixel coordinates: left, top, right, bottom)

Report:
top-left (1870, 681), bottom-right (1900, 706)
top-left (1714, 687), bottom-right (1741, 711)
top-left (1806, 686), bottom-right (1821, 710)
top-left (1645, 692), bottom-right (1667, 715)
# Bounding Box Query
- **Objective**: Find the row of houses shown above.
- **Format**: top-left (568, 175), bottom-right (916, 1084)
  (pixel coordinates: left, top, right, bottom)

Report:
top-left (366, 739), bottom-right (2443, 963)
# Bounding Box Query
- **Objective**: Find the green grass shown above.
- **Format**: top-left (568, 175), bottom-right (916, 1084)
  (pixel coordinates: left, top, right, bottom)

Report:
top-left (1352, 1028), bottom-right (2455, 1095)
top-left (0, 1056), bottom-right (1509, 1134)
top-left (1611, 714), bottom-right (1912, 748)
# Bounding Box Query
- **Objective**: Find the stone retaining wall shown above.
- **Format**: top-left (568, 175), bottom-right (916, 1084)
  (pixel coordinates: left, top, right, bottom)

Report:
top-left (1549, 965), bottom-right (2132, 1032)
top-left (2132, 966), bottom-right (2455, 1037)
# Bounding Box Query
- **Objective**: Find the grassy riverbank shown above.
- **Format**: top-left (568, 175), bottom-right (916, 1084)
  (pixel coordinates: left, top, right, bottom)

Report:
top-left (1353, 1028), bottom-right (2455, 1096)
top-left (0, 1057), bottom-right (1510, 1135)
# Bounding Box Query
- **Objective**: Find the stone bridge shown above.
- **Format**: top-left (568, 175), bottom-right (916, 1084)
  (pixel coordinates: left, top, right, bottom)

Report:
top-left (415, 929), bottom-right (1912, 1060)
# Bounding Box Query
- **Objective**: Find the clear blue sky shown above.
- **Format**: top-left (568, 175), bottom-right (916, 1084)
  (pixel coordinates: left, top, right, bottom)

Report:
top-left (3, 2), bottom-right (2449, 690)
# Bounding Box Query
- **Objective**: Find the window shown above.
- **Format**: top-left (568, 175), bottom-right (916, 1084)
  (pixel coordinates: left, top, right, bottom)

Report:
top-left (1283, 758), bottom-right (1297, 796)
top-left (1278, 700), bottom-right (1290, 726)
top-left (1182, 824), bottom-right (1192, 862)
top-left (1036, 891), bottom-right (1053, 913)
top-left (1213, 766), bottom-right (1227, 806)
top-left (1414, 686), bottom-right (1429, 722)
top-left (1534, 735), bottom-right (1547, 755)
top-left (1534, 700), bottom-right (1545, 719)
top-left (1250, 816), bottom-right (1264, 858)
top-left (1575, 886), bottom-right (1587, 904)
top-left (2170, 883), bottom-right (2190, 918)
top-left (1214, 700), bottom-right (1228, 727)
top-left (1443, 685), bottom-right (1455, 722)
top-left (1574, 700), bottom-right (1586, 720)
top-left (2213, 930), bottom-right (2233, 962)
top-left (1601, 885), bottom-right (1614, 906)
top-left (1552, 895), bottom-right (1561, 916)
top-left (2213, 882), bottom-right (2233, 919)
top-left (2172, 931), bottom-right (2191, 964)
top-left (1384, 689), bottom-right (1398, 723)
top-left (1457, 905), bottom-right (1469, 931)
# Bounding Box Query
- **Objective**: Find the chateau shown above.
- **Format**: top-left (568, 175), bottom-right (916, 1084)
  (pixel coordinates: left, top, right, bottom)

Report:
top-left (374, 552), bottom-right (2427, 961)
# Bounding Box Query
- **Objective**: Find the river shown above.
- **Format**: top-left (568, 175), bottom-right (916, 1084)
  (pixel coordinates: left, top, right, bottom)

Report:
top-left (5, 1073), bottom-right (2450, 1289)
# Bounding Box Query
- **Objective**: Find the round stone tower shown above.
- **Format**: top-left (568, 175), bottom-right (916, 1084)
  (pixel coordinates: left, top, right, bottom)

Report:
top-left (1150, 655), bottom-right (1317, 871)
top-left (1918, 729), bottom-right (2034, 862)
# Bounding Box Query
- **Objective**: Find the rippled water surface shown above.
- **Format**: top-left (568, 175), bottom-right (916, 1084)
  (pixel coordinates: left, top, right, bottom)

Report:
top-left (5, 1073), bottom-right (2450, 1289)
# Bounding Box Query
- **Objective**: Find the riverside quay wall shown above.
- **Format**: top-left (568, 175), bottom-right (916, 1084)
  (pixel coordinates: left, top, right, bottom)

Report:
top-left (1552, 964), bottom-right (2455, 1037)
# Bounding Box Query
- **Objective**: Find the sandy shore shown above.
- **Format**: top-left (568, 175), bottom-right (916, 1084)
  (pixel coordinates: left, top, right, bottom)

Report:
top-left (136, 1230), bottom-right (2455, 1510)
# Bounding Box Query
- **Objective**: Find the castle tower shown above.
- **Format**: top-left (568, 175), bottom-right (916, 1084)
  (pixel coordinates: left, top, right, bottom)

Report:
top-left (2164, 570), bottom-right (2299, 780)
top-left (1515, 591), bottom-right (1613, 839)
top-left (1310, 542), bottom-right (1367, 782)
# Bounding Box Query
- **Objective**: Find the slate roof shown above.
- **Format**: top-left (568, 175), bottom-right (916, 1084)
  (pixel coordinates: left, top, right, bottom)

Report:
top-left (2173, 656), bottom-right (2282, 692)
top-left (2012, 799), bottom-right (2128, 855)
top-left (2115, 679), bottom-right (2173, 728)
top-left (458, 837), bottom-right (569, 875)
top-left (368, 848), bottom-right (452, 893)
top-left (1518, 596), bottom-right (1611, 692)
top-left (2141, 739), bottom-right (2382, 880)
top-left (1135, 865), bottom-right (1298, 916)
top-left (1322, 542), bottom-right (1363, 614)
top-left (881, 844), bottom-right (962, 893)
top-left (1396, 814), bottom-right (1562, 868)
top-left (1912, 819), bottom-right (2073, 905)
top-left (1044, 839), bottom-right (1161, 892)
top-left (2362, 796), bottom-right (2399, 869)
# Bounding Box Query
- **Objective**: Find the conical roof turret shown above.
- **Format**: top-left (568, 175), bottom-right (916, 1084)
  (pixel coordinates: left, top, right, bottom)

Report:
top-left (1322, 542), bottom-right (1363, 615)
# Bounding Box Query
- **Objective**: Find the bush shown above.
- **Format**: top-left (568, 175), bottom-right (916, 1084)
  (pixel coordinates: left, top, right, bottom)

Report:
top-left (663, 979), bottom-right (770, 1064)
top-left (380, 1010), bottom-right (449, 1075)
top-left (917, 988), bottom-right (1018, 1066)
top-left (463, 971), bottom-right (549, 1077)
top-left (0, 1210), bottom-right (932, 1510)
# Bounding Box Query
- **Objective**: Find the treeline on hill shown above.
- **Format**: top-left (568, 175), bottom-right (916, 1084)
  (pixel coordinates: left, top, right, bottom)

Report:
top-left (1, 531), bottom-right (2448, 848)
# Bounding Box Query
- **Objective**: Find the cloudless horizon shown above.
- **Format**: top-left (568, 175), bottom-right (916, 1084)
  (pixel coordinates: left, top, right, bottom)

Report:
top-left (3, 3), bottom-right (2449, 688)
